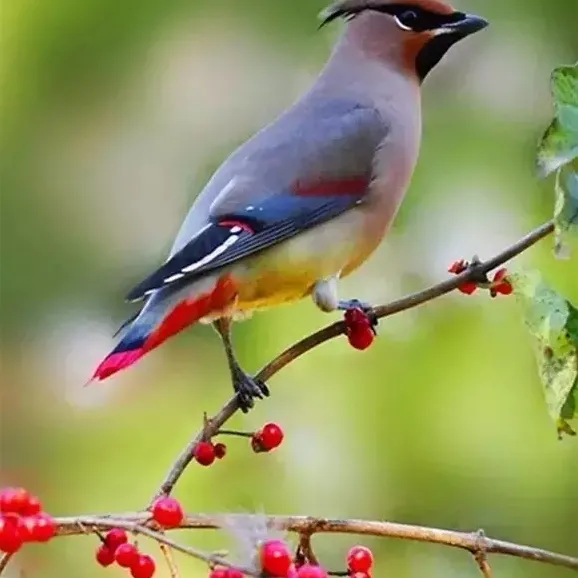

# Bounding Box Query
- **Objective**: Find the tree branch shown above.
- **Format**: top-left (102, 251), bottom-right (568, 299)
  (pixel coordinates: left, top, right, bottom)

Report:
top-left (0, 555), bottom-right (12, 574)
top-left (297, 531), bottom-right (319, 566)
top-left (152, 220), bottom-right (555, 501)
top-left (473, 530), bottom-right (494, 577)
top-left (52, 516), bottom-right (257, 576)
top-left (51, 512), bottom-right (578, 572)
top-left (159, 541), bottom-right (180, 578)
top-left (1, 220), bottom-right (568, 577)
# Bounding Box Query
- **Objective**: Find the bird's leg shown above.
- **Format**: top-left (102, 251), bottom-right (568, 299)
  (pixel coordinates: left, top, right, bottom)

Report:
top-left (212, 317), bottom-right (270, 413)
top-left (312, 279), bottom-right (378, 332)
top-left (338, 299), bottom-right (378, 333)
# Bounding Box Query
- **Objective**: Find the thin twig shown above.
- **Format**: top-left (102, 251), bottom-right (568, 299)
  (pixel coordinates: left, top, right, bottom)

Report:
top-left (128, 523), bottom-right (252, 573)
top-left (475, 555), bottom-right (494, 578)
top-left (0, 554), bottom-right (13, 574)
top-left (217, 430), bottom-right (254, 438)
top-left (51, 511), bottom-right (578, 572)
top-left (152, 220), bottom-right (555, 502)
top-left (160, 542), bottom-right (180, 578)
top-left (474, 530), bottom-right (494, 578)
top-left (298, 532), bottom-right (319, 565)
top-left (48, 516), bottom-right (257, 577)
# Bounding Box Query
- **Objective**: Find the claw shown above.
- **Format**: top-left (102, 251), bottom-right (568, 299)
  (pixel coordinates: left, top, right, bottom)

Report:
top-left (338, 298), bottom-right (372, 312)
top-left (232, 369), bottom-right (270, 413)
top-left (338, 298), bottom-right (378, 332)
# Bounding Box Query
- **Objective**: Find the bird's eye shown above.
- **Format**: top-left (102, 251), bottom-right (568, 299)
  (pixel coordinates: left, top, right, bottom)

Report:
top-left (394, 10), bottom-right (419, 31)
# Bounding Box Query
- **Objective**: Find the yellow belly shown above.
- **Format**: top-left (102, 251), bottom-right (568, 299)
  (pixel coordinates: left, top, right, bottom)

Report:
top-left (236, 268), bottom-right (316, 311)
top-left (231, 209), bottom-right (384, 313)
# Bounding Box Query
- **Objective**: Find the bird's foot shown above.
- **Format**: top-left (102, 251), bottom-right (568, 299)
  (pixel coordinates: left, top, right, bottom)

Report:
top-left (338, 298), bottom-right (378, 333)
top-left (338, 298), bottom-right (372, 313)
top-left (232, 367), bottom-right (270, 413)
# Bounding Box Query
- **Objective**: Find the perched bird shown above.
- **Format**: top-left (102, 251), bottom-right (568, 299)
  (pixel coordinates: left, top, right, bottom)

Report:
top-left (90, 0), bottom-right (488, 411)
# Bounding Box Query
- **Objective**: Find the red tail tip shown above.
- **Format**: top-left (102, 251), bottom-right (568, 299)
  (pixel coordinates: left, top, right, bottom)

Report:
top-left (89, 349), bottom-right (144, 383)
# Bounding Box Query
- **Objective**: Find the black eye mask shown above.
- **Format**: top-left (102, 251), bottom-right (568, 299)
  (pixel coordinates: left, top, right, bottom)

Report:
top-left (320, 1), bottom-right (465, 31)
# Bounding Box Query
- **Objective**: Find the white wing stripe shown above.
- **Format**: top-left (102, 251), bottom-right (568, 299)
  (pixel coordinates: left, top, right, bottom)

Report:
top-left (163, 272), bottom-right (185, 283)
top-left (181, 234), bottom-right (240, 274)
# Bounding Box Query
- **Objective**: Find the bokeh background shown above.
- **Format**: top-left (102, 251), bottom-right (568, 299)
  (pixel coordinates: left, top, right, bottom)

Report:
top-left (1, 0), bottom-right (577, 576)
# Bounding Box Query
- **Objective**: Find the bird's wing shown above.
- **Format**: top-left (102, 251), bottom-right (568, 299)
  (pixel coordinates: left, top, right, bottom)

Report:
top-left (126, 103), bottom-right (386, 302)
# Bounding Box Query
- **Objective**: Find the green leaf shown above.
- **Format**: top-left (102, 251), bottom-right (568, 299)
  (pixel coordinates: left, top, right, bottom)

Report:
top-left (553, 161), bottom-right (578, 258)
top-left (537, 63), bottom-right (578, 178)
top-left (536, 63), bottom-right (578, 257)
top-left (510, 271), bottom-right (578, 438)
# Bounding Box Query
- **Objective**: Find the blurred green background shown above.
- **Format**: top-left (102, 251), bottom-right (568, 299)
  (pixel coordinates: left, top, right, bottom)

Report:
top-left (1, 0), bottom-right (577, 576)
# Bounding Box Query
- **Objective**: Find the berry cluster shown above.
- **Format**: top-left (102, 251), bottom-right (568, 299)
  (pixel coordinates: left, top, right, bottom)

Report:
top-left (96, 528), bottom-right (156, 578)
top-left (208, 539), bottom-right (374, 578)
top-left (194, 441), bottom-right (228, 466)
top-left (193, 422), bottom-right (285, 466)
top-left (343, 308), bottom-right (376, 350)
top-left (251, 423), bottom-right (284, 453)
top-left (448, 261), bottom-right (513, 297)
top-left (0, 487), bottom-right (56, 554)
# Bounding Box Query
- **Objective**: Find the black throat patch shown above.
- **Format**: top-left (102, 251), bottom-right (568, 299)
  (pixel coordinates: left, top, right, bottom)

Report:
top-left (415, 32), bottom-right (462, 81)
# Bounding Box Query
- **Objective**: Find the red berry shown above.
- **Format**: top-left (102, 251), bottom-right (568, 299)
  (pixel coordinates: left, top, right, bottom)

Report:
top-left (1, 512), bottom-right (21, 530)
top-left (0, 487), bottom-right (31, 514)
top-left (19, 516), bottom-right (39, 542)
top-left (251, 434), bottom-right (265, 453)
top-left (296, 564), bottom-right (328, 578)
top-left (493, 267), bottom-right (507, 282)
top-left (225, 569), bottom-right (244, 578)
top-left (457, 281), bottom-right (477, 295)
top-left (214, 443), bottom-right (227, 459)
top-left (21, 494), bottom-right (42, 516)
top-left (194, 441), bottom-right (216, 466)
top-left (130, 554), bottom-right (156, 578)
top-left (343, 308), bottom-right (375, 350)
top-left (96, 544), bottom-right (116, 567)
top-left (344, 308), bottom-right (371, 327)
top-left (0, 515), bottom-right (24, 553)
top-left (260, 539), bottom-right (292, 577)
top-left (448, 260), bottom-right (468, 274)
top-left (347, 546), bottom-right (374, 573)
top-left (347, 326), bottom-right (374, 350)
top-left (29, 513), bottom-right (56, 542)
top-left (105, 527), bottom-right (128, 551)
top-left (152, 496), bottom-right (184, 528)
top-left (115, 543), bottom-right (140, 568)
top-left (491, 268), bottom-right (513, 296)
top-left (350, 573), bottom-right (371, 578)
top-left (258, 423), bottom-right (284, 452)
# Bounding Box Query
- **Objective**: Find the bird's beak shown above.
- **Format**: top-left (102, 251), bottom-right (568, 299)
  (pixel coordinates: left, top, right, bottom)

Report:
top-left (437, 13), bottom-right (489, 38)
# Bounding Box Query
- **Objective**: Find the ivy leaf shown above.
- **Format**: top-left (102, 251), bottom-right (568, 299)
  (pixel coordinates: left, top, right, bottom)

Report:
top-left (553, 161), bottom-right (578, 258)
top-left (537, 63), bottom-right (578, 177)
top-left (536, 63), bottom-right (578, 258)
top-left (510, 271), bottom-right (578, 438)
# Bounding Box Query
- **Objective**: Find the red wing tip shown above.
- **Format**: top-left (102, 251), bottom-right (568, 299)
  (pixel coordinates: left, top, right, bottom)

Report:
top-left (89, 349), bottom-right (144, 382)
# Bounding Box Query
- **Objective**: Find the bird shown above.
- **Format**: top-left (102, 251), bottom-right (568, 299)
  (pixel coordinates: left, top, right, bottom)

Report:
top-left (89, 0), bottom-right (488, 411)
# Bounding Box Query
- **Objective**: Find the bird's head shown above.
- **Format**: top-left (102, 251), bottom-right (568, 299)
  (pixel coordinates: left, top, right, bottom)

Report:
top-left (320, 0), bottom-right (488, 81)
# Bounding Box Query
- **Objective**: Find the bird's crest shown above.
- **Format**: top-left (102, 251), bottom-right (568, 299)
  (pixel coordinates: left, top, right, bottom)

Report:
top-left (319, 0), bottom-right (455, 27)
